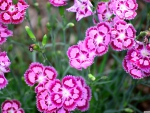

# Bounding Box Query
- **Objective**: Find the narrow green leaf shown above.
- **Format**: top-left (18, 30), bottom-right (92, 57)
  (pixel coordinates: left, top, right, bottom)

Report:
top-left (93, 81), bottom-right (113, 85)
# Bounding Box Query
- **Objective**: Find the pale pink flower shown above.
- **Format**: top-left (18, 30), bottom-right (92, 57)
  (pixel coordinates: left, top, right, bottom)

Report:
top-left (0, 51), bottom-right (11, 74)
top-left (67, 44), bottom-right (94, 70)
top-left (97, 2), bottom-right (113, 22)
top-left (85, 22), bottom-right (111, 56)
top-left (0, 0), bottom-right (29, 24)
top-left (0, 74), bottom-right (8, 90)
top-left (0, 23), bottom-right (13, 45)
top-left (110, 20), bottom-right (136, 51)
top-left (123, 41), bottom-right (150, 79)
top-left (110, 0), bottom-right (138, 20)
top-left (1, 99), bottom-right (25, 113)
top-left (49, 0), bottom-right (67, 7)
top-left (66, 0), bottom-right (93, 21)
top-left (24, 62), bottom-right (57, 87)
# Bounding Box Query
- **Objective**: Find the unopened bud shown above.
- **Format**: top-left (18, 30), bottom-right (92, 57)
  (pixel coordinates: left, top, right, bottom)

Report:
top-left (66, 23), bottom-right (74, 29)
top-left (88, 74), bottom-right (96, 81)
top-left (34, 3), bottom-right (39, 7)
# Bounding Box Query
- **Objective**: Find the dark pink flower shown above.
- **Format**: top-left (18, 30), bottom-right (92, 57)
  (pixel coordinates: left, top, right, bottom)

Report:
top-left (49, 0), bottom-right (67, 7)
top-left (0, 0), bottom-right (29, 24)
top-left (0, 51), bottom-right (11, 74)
top-left (1, 99), bottom-right (25, 113)
top-left (66, 0), bottom-right (93, 21)
top-left (85, 22), bottom-right (111, 56)
top-left (123, 41), bottom-right (150, 79)
top-left (0, 22), bottom-right (13, 45)
top-left (24, 62), bottom-right (57, 87)
top-left (110, 0), bottom-right (138, 20)
top-left (0, 74), bottom-right (8, 90)
top-left (110, 20), bottom-right (136, 51)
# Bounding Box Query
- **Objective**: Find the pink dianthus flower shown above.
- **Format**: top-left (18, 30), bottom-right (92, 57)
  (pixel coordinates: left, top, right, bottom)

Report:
top-left (0, 22), bottom-right (13, 45)
top-left (36, 75), bottom-right (91, 112)
top-left (66, 0), bottom-right (93, 21)
top-left (0, 0), bottom-right (29, 24)
top-left (0, 51), bottom-right (10, 89)
top-left (0, 51), bottom-right (11, 74)
top-left (67, 43), bottom-right (94, 70)
top-left (24, 62), bottom-right (57, 89)
top-left (110, 20), bottom-right (136, 51)
top-left (110, 0), bottom-right (138, 20)
top-left (1, 99), bottom-right (25, 113)
top-left (97, 1), bottom-right (113, 22)
top-left (85, 22), bottom-right (111, 56)
top-left (49, 0), bottom-right (67, 7)
top-left (123, 41), bottom-right (150, 79)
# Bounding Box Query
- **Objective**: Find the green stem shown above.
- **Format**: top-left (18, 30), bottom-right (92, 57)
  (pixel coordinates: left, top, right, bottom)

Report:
top-left (41, 52), bottom-right (52, 66)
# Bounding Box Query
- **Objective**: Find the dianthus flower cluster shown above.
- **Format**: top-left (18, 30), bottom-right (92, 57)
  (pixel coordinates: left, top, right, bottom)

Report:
top-left (0, 0), bottom-right (29, 90)
top-left (0, 0), bottom-right (29, 45)
top-left (1, 99), bottom-right (25, 113)
top-left (67, 0), bottom-right (137, 70)
top-left (24, 62), bottom-right (91, 112)
top-left (0, 51), bottom-right (11, 90)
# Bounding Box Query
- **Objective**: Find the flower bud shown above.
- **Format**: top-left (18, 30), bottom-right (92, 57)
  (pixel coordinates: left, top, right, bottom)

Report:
top-left (88, 74), bottom-right (96, 81)
top-left (25, 26), bottom-right (36, 42)
top-left (42, 34), bottom-right (48, 46)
